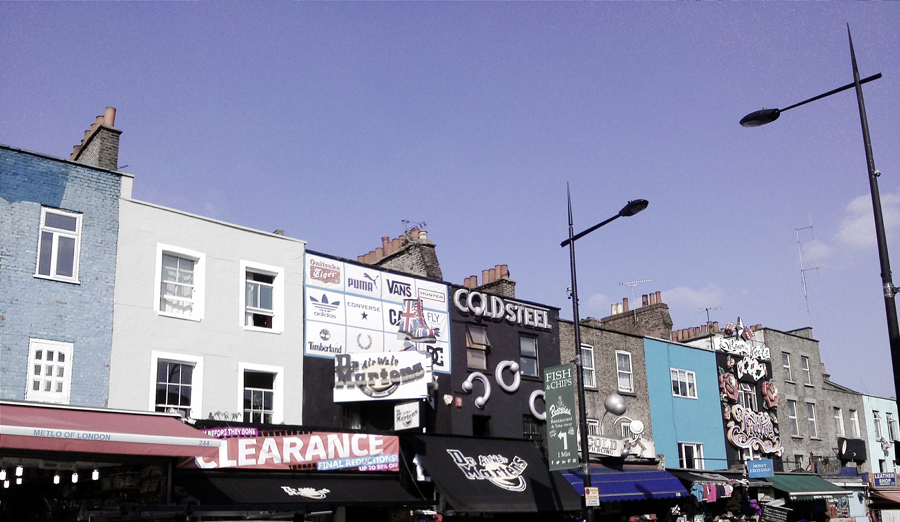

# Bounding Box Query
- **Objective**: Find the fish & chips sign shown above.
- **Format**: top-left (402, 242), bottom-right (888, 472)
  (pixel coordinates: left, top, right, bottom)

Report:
top-left (189, 432), bottom-right (399, 472)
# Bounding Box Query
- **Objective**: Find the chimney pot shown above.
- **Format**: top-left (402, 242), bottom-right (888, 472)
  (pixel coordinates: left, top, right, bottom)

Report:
top-left (419, 230), bottom-right (427, 241)
top-left (381, 236), bottom-right (390, 249)
top-left (655, 291), bottom-right (661, 303)
top-left (623, 297), bottom-right (629, 312)
top-left (642, 294), bottom-right (649, 306)
top-left (104, 107), bottom-right (116, 127)
top-left (499, 264), bottom-right (509, 278)
top-left (482, 269), bottom-right (491, 285)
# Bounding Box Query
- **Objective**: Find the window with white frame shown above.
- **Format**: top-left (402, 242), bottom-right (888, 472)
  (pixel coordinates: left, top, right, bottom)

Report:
top-left (738, 383), bottom-right (757, 411)
top-left (807, 403), bottom-right (818, 438)
top-left (794, 454), bottom-right (804, 471)
top-left (151, 351), bottom-right (202, 419)
top-left (850, 409), bottom-right (861, 437)
top-left (35, 207), bottom-right (82, 283)
top-left (834, 408), bottom-right (845, 437)
top-left (238, 362), bottom-right (283, 424)
top-left (581, 345), bottom-right (596, 389)
top-left (678, 442), bottom-right (704, 470)
top-left (519, 336), bottom-right (538, 377)
top-left (241, 261), bottom-right (284, 332)
top-left (155, 245), bottom-right (205, 320)
top-left (587, 418), bottom-right (600, 436)
top-left (465, 325), bottom-right (490, 370)
top-left (787, 400), bottom-right (800, 437)
top-left (26, 339), bottom-right (73, 404)
top-left (888, 413), bottom-right (898, 441)
top-left (619, 420), bottom-right (633, 438)
top-left (782, 353), bottom-right (793, 381)
top-left (616, 351), bottom-right (633, 393)
top-left (671, 369), bottom-right (697, 398)
top-left (801, 356), bottom-right (812, 385)
top-left (875, 411), bottom-right (884, 440)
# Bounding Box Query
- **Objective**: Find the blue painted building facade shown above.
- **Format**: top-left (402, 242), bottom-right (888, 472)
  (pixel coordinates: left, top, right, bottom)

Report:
top-left (0, 144), bottom-right (127, 407)
top-left (644, 338), bottom-right (728, 470)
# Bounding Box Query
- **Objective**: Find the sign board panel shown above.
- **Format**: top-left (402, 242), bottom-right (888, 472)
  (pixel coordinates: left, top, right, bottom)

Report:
top-left (874, 472), bottom-right (897, 488)
top-left (543, 364), bottom-right (579, 471)
top-left (585, 486), bottom-right (600, 507)
top-left (186, 432), bottom-right (400, 471)
top-left (394, 401), bottom-right (421, 431)
top-left (748, 459), bottom-right (774, 478)
top-left (334, 352), bottom-right (431, 403)
top-left (588, 434), bottom-right (626, 457)
top-left (304, 253), bottom-right (451, 374)
top-left (761, 503), bottom-right (791, 522)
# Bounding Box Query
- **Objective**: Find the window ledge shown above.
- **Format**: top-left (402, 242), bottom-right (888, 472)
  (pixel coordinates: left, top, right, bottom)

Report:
top-left (158, 311), bottom-right (202, 322)
top-left (33, 274), bottom-right (80, 285)
top-left (243, 326), bottom-right (282, 334)
top-left (618, 390), bottom-right (637, 397)
top-left (803, 383), bottom-right (815, 388)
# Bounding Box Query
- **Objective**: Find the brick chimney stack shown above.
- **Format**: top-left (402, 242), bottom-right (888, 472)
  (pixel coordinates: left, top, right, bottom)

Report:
top-left (463, 264), bottom-right (515, 299)
top-left (357, 228), bottom-right (443, 281)
top-left (601, 290), bottom-right (673, 340)
top-left (71, 107), bottom-right (122, 171)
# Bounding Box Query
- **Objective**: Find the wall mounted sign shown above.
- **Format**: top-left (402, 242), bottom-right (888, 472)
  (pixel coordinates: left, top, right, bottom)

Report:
top-left (334, 352), bottom-right (430, 403)
top-left (748, 459), bottom-right (774, 478)
top-left (188, 432), bottom-right (399, 471)
top-left (394, 400), bottom-right (421, 431)
top-left (724, 404), bottom-right (784, 456)
top-left (305, 254), bottom-right (450, 374)
top-left (874, 472), bottom-right (897, 488)
top-left (543, 364), bottom-right (579, 471)
top-left (452, 288), bottom-right (551, 331)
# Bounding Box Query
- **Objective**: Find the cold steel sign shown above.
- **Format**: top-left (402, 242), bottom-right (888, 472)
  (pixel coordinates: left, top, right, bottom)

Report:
top-left (304, 254), bottom-right (451, 374)
top-left (453, 288), bottom-right (551, 331)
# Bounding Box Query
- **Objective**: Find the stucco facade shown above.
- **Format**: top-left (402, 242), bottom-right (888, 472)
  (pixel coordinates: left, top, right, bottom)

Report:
top-left (644, 338), bottom-right (728, 470)
top-left (108, 198), bottom-right (306, 423)
top-left (0, 144), bottom-right (127, 407)
top-left (862, 393), bottom-right (899, 473)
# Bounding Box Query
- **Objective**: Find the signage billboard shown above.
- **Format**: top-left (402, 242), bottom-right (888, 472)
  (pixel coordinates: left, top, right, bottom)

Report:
top-left (874, 472), bottom-right (897, 488)
top-left (543, 364), bottom-right (579, 471)
top-left (304, 253), bottom-right (450, 374)
top-left (394, 401), bottom-right (421, 431)
top-left (334, 352), bottom-right (431, 403)
top-left (187, 432), bottom-right (400, 472)
top-left (748, 459), bottom-right (774, 478)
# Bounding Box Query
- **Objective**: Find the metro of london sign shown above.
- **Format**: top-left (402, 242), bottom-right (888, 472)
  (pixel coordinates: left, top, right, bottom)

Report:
top-left (452, 288), bottom-right (552, 331)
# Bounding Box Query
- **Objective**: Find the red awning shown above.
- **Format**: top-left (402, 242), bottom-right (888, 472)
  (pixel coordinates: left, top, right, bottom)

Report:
top-left (0, 402), bottom-right (219, 459)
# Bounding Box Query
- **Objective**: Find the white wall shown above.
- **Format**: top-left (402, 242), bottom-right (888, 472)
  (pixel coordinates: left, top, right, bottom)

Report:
top-left (109, 199), bottom-right (306, 423)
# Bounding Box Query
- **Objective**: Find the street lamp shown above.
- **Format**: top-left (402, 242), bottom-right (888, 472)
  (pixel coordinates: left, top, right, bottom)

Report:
top-left (740, 26), bottom-right (900, 403)
top-left (562, 186), bottom-right (648, 522)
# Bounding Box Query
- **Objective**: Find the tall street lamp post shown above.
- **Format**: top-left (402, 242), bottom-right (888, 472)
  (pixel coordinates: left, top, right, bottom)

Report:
top-left (561, 186), bottom-right (648, 522)
top-left (740, 27), bottom-right (900, 403)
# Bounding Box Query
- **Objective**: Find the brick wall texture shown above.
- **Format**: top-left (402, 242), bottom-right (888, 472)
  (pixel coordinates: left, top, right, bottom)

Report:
top-left (600, 303), bottom-right (673, 340)
top-left (0, 145), bottom-right (122, 407)
top-left (559, 319), bottom-right (654, 439)
top-left (374, 242), bottom-right (443, 281)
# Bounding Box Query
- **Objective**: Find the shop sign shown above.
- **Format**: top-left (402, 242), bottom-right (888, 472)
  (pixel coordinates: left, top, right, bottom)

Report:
top-left (725, 404), bottom-right (784, 456)
top-left (446, 449), bottom-right (528, 492)
top-left (761, 503), bottom-right (791, 522)
top-left (304, 254), bottom-right (451, 374)
top-left (543, 364), bottom-right (579, 471)
top-left (588, 434), bottom-right (625, 457)
top-left (189, 432), bottom-right (400, 471)
top-left (585, 486), bottom-right (600, 506)
top-left (334, 352), bottom-right (430, 403)
top-left (394, 400), bottom-right (420, 431)
top-left (748, 459), bottom-right (774, 478)
top-left (874, 472), bottom-right (897, 488)
top-left (452, 288), bottom-right (552, 331)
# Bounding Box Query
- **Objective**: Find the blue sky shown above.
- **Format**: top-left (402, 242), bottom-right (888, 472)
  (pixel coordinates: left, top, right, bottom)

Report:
top-left (2, 2), bottom-right (899, 398)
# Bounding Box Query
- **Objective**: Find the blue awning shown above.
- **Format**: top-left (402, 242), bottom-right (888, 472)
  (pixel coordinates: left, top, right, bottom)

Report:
top-left (561, 464), bottom-right (688, 502)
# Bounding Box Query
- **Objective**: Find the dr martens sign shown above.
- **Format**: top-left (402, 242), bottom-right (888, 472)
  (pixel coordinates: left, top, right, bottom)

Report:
top-left (453, 289), bottom-right (551, 331)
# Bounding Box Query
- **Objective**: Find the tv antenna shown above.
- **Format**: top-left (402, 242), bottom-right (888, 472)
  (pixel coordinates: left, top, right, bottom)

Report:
top-left (402, 220), bottom-right (427, 242)
top-left (700, 307), bottom-right (723, 324)
top-left (797, 220), bottom-right (819, 328)
top-left (619, 279), bottom-right (653, 304)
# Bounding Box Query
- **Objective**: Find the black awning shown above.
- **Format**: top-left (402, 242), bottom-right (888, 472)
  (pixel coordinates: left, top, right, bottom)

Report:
top-left (175, 470), bottom-right (425, 507)
top-left (406, 434), bottom-right (582, 513)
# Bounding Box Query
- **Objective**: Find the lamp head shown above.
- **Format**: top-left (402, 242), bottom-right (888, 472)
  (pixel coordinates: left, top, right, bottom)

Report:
top-left (740, 108), bottom-right (780, 128)
top-left (619, 199), bottom-right (649, 217)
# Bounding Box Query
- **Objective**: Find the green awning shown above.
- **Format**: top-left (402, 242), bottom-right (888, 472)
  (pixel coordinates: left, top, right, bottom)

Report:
top-left (764, 474), bottom-right (851, 500)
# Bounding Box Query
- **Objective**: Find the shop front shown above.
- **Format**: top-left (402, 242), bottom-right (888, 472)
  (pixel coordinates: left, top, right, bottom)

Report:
top-left (864, 472), bottom-right (900, 522)
top-left (561, 464), bottom-right (688, 522)
top-left (668, 470), bottom-right (771, 522)
top-left (0, 400), bottom-right (219, 521)
top-left (762, 473), bottom-right (852, 522)
top-left (405, 434), bottom-right (582, 521)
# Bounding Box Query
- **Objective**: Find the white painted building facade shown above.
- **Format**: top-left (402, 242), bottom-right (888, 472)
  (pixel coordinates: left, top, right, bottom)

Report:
top-left (108, 198), bottom-right (306, 424)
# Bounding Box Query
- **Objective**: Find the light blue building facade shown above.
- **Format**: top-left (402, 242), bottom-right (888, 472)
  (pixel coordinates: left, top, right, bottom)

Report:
top-left (0, 143), bottom-right (128, 407)
top-left (644, 338), bottom-right (728, 470)
top-left (862, 393), bottom-right (899, 474)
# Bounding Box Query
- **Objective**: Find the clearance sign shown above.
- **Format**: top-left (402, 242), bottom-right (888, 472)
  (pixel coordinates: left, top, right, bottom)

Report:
top-left (185, 432), bottom-right (399, 472)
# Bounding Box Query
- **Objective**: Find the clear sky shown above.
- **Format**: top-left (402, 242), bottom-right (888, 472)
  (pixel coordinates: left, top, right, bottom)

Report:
top-left (2, 2), bottom-right (899, 398)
